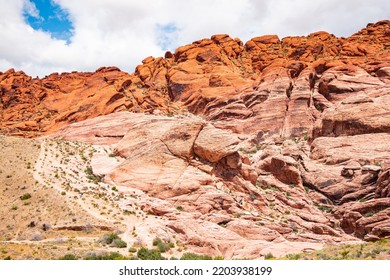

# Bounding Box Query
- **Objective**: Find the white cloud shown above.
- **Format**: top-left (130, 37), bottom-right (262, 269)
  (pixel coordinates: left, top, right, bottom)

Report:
top-left (0, 0), bottom-right (389, 77)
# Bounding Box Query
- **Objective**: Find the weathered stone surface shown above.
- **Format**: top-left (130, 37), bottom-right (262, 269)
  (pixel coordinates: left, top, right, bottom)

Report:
top-left (50, 111), bottom-right (359, 257)
top-left (2, 20), bottom-right (389, 140)
top-left (376, 169), bottom-right (390, 198)
top-left (193, 124), bottom-right (239, 163)
top-left (310, 134), bottom-right (390, 165)
top-left (261, 155), bottom-right (302, 185)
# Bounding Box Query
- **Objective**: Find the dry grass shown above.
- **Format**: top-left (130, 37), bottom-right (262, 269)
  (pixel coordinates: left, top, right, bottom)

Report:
top-left (0, 134), bottom-right (171, 259)
top-left (0, 237), bottom-right (116, 260)
top-left (0, 135), bottom-right (130, 259)
top-left (280, 239), bottom-right (390, 260)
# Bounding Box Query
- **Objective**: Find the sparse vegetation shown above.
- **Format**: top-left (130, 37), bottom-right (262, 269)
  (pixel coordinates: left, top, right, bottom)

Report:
top-left (137, 247), bottom-right (165, 260)
top-left (264, 253), bottom-right (275, 260)
top-left (317, 204), bottom-right (333, 213)
top-left (84, 166), bottom-right (101, 184)
top-left (284, 253), bottom-right (301, 260)
top-left (238, 145), bottom-right (263, 155)
top-left (180, 252), bottom-right (213, 260)
top-left (364, 211), bottom-right (375, 218)
top-left (99, 232), bottom-right (127, 248)
top-left (59, 254), bottom-right (78, 260)
top-left (128, 247), bottom-right (137, 253)
top-left (20, 193), bottom-right (32, 200)
top-left (112, 238), bottom-right (127, 248)
top-left (152, 237), bottom-right (174, 253)
top-left (84, 252), bottom-right (127, 260)
top-left (279, 239), bottom-right (390, 260)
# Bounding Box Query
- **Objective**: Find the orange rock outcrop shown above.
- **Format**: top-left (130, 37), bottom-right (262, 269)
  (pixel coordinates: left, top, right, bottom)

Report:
top-left (1, 20), bottom-right (389, 138)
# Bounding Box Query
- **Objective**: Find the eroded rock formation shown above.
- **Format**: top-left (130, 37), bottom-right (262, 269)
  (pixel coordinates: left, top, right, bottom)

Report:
top-left (1, 20), bottom-right (390, 258)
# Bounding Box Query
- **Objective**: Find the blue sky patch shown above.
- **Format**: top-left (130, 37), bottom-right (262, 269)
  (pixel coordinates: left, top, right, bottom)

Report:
top-left (23, 0), bottom-right (74, 44)
top-left (155, 23), bottom-right (180, 51)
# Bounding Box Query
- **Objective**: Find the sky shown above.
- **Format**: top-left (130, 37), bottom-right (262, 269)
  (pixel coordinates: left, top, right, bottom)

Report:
top-left (0, 0), bottom-right (389, 77)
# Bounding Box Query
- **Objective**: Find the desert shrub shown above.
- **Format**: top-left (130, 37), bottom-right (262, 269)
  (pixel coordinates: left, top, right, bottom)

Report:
top-left (180, 252), bottom-right (212, 260)
top-left (152, 237), bottom-right (174, 253)
top-left (20, 193), bottom-right (32, 200)
top-left (84, 252), bottom-right (126, 260)
top-left (112, 238), bottom-right (127, 248)
top-left (137, 248), bottom-right (165, 260)
top-left (101, 232), bottom-right (119, 244)
top-left (264, 253), bottom-right (275, 260)
top-left (100, 232), bottom-right (127, 248)
top-left (285, 253), bottom-right (301, 260)
top-left (364, 211), bottom-right (375, 218)
top-left (84, 166), bottom-right (101, 183)
top-left (59, 254), bottom-right (78, 260)
top-left (317, 205), bottom-right (333, 213)
top-left (316, 252), bottom-right (332, 260)
top-left (128, 247), bottom-right (137, 253)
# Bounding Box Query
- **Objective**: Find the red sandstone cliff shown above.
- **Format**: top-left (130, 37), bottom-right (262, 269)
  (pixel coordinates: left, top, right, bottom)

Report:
top-left (1, 20), bottom-right (389, 138)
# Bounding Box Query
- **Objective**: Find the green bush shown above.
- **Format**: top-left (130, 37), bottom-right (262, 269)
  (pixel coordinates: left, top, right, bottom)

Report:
top-left (101, 232), bottom-right (119, 244)
top-left (59, 254), bottom-right (78, 260)
top-left (317, 205), bottom-right (333, 213)
top-left (20, 193), bottom-right (32, 200)
top-left (364, 211), bottom-right (375, 218)
top-left (112, 238), bottom-right (127, 248)
top-left (100, 232), bottom-right (127, 248)
top-left (152, 237), bottom-right (174, 253)
top-left (84, 166), bottom-right (101, 183)
top-left (180, 252), bottom-right (212, 260)
top-left (137, 248), bottom-right (165, 260)
top-left (128, 247), bottom-right (137, 253)
top-left (264, 253), bottom-right (275, 260)
top-left (84, 252), bottom-right (127, 260)
top-left (285, 253), bottom-right (301, 260)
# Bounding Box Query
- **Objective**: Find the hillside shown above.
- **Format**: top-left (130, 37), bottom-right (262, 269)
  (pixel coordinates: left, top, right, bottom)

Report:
top-left (0, 20), bottom-right (389, 260)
